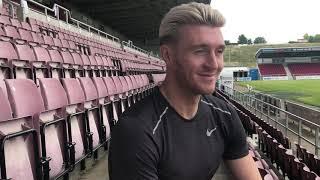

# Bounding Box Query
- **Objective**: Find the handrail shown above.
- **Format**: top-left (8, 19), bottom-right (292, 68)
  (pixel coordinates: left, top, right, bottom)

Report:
top-left (222, 85), bottom-right (320, 155)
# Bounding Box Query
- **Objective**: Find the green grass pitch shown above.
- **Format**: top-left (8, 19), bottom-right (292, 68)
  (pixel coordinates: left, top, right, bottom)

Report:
top-left (237, 80), bottom-right (320, 108)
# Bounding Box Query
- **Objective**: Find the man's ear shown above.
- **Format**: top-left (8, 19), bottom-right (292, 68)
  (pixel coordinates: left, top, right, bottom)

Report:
top-left (160, 45), bottom-right (172, 65)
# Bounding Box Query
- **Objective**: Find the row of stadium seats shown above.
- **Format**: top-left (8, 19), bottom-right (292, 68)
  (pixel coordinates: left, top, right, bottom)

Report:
top-left (288, 63), bottom-right (320, 76)
top-left (0, 13), bottom-right (165, 77)
top-left (258, 63), bottom-right (320, 77)
top-left (217, 89), bottom-right (320, 180)
top-left (258, 64), bottom-right (287, 76)
top-left (0, 73), bottom-right (165, 180)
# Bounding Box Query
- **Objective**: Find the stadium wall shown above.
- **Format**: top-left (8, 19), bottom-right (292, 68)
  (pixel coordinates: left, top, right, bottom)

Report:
top-left (295, 76), bottom-right (320, 80)
top-left (262, 76), bottom-right (289, 80)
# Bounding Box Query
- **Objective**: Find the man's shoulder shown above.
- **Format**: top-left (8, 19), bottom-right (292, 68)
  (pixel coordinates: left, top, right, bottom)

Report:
top-left (201, 93), bottom-right (234, 115)
top-left (117, 92), bottom-right (165, 131)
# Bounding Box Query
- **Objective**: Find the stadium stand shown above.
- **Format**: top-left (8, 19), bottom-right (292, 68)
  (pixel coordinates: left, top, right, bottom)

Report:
top-left (0, 0), bottom-right (166, 179)
top-left (258, 64), bottom-right (287, 76)
top-left (288, 63), bottom-right (320, 76)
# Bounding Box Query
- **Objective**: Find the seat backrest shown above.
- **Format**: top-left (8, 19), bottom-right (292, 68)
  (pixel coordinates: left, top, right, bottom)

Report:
top-left (80, 54), bottom-right (91, 65)
top-left (0, 15), bottom-right (11, 25)
top-left (31, 32), bottom-right (44, 44)
top-left (88, 55), bottom-right (98, 65)
top-left (61, 39), bottom-right (70, 49)
top-left (129, 75), bottom-right (138, 89)
top-left (15, 44), bottom-right (37, 62)
top-left (60, 51), bottom-right (75, 64)
top-left (71, 52), bottom-right (84, 65)
top-left (0, 41), bottom-right (18, 60)
top-left (103, 77), bottom-right (117, 96)
top-left (33, 46), bottom-right (51, 62)
top-left (18, 28), bottom-right (34, 42)
top-left (124, 76), bottom-right (133, 90)
top-left (111, 76), bottom-right (123, 94)
top-left (38, 78), bottom-right (68, 110)
top-left (119, 76), bottom-right (129, 93)
top-left (10, 18), bottom-right (22, 28)
top-left (78, 77), bottom-right (98, 101)
top-left (92, 77), bottom-right (109, 98)
top-left (48, 49), bottom-right (63, 63)
top-left (21, 22), bottom-right (32, 31)
top-left (43, 36), bottom-right (54, 46)
top-left (5, 79), bottom-right (45, 117)
top-left (94, 56), bottom-right (104, 66)
top-left (61, 78), bottom-right (85, 105)
top-left (0, 83), bottom-right (12, 120)
top-left (68, 40), bottom-right (77, 49)
top-left (53, 38), bottom-right (62, 47)
top-left (4, 25), bottom-right (20, 39)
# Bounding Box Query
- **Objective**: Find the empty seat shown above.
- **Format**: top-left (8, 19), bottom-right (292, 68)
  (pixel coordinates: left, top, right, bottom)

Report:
top-left (0, 79), bottom-right (44, 180)
top-left (21, 22), bottom-right (32, 31)
top-left (80, 54), bottom-right (95, 77)
top-left (0, 41), bottom-right (17, 79)
top-left (48, 49), bottom-right (64, 78)
top-left (60, 51), bottom-right (76, 78)
top-left (14, 44), bottom-right (38, 80)
top-left (18, 28), bottom-right (38, 46)
top-left (111, 76), bottom-right (127, 113)
top-left (103, 76), bottom-right (120, 124)
top-left (31, 31), bottom-right (45, 44)
top-left (78, 77), bottom-right (104, 155)
top-left (10, 18), bottom-right (21, 28)
top-left (88, 56), bottom-right (102, 77)
top-left (92, 77), bottom-right (112, 137)
top-left (61, 78), bottom-right (89, 167)
top-left (71, 52), bottom-right (85, 77)
top-left (0, 15), bottom-right (11, 25)
top-left (38, 78), bottom-right (69, 179)
top-left (3, 25), bottom-right (25, 44)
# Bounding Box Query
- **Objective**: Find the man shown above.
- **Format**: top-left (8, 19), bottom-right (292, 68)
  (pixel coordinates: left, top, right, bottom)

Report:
top-left (109, 2), bottom-right (262, 180)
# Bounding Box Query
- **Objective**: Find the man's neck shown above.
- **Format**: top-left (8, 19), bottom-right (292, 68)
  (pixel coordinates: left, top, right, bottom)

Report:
top-left (159, 79), bottom-right (200, 120)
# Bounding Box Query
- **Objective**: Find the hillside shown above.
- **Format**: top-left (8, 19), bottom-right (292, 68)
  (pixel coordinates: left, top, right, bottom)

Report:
top-left (224, 43), bottom-right (320, 67)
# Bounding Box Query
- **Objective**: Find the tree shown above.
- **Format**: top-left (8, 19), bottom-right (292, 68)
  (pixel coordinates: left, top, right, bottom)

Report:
top-left (314, 34), bottom-right (320, 42)
top-left (247, 39), bottom-right (252, 45)
top-left (224, 40), bottom-right (231, 45)
top-left (308, 36), bottom-right (314, 42)
top-left (254, 37), bottom-right (267, 44)
top-left (303, 33), bottom-right (309, 40)
top-left (238, 34), bottom-right (248, 44)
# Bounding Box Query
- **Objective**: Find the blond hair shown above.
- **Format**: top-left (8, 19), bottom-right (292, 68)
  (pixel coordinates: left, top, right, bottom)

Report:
top-left (159, 2), bottom-right (225, 45)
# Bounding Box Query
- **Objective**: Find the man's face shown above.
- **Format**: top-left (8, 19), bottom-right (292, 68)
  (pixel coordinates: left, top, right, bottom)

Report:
top-left (166, 25), bottom-right (225, 95)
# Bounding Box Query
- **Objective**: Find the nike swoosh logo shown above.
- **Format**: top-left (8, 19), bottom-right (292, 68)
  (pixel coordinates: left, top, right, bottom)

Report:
top-left (206, 127), bottom-right (217, 137)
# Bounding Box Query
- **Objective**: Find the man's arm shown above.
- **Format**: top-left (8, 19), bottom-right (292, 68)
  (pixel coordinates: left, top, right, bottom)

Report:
top-left (225, 154), bottom-right (262, 180)
top-left (222, 104), bottom-right (261, 180)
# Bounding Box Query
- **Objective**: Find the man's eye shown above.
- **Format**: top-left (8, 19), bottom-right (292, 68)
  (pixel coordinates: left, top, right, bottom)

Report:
top-left (217, 49), bottom-right (224, 54)
top-left (195, 49), bottom-right (208, 54)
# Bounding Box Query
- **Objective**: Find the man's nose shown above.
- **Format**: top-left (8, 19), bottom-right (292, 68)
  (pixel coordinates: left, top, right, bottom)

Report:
top-left (205, 51), bottom-right (219, 70)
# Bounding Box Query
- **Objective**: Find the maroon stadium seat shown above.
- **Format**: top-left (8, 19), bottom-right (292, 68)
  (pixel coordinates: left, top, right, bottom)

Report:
top-left (38, 78), bottom-right (69, 179)
top-left (1, 79), bottom-right (44, 180)
top-left (61, 78), bottom-right (88, 167)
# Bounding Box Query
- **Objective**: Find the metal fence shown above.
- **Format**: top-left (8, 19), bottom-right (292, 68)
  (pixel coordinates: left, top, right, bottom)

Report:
top-left (223, 85), bottom-right (320, 155)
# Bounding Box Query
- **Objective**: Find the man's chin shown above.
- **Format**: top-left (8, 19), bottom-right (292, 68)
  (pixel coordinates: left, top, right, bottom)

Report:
top-left (194, 86), bottom-right (216, 95)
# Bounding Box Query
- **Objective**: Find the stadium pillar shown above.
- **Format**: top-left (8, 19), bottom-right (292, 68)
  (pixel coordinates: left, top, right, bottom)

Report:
top-left (17, 0), bottom-right (28, 22)
top-left (0, 0), bottom-right (2, 9)
top-left (315, 128), bottom-right (319, 156)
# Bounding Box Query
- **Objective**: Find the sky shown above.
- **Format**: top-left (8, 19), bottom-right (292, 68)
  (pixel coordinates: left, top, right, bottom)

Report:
top-left (211, 0), bottom-right (320, 44)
